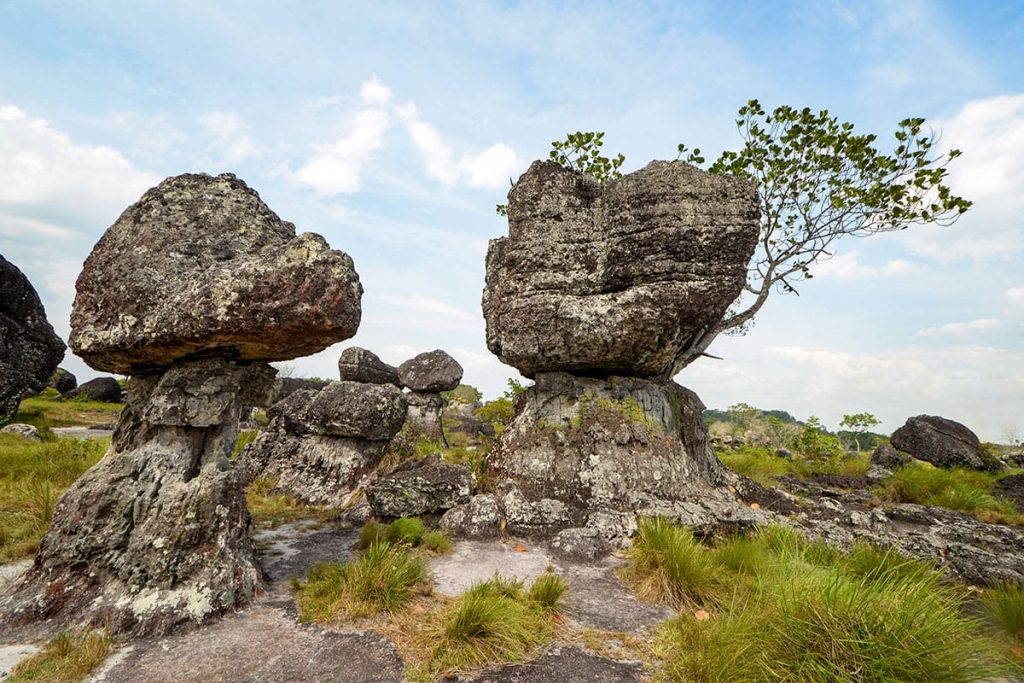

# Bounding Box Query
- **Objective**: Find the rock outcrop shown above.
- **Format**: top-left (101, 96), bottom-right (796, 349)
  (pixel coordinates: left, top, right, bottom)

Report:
top-left (0, 173), bottom-right (362, 639)
top-left (69, 173), bottom-right (362, 375)
top-left (396, 350), bottom-right (463, 445)
top-left (338, 347), bottom-right (400, 386)
top-left (367, 454), bottom-right (475, 518)
top-left (891, 415), bottom-right (1001, 472)
top-left (0, 255), bottom-right (65, 423)
top-left (60, 376), bottom-right (123, 403)
top-left (47, 367), bottom-right (77, 394)
top-left (482, 160), bottom-right (759, 379)
top-left (238, 377), bottom-right (408, 508)
top-left (1, 423), bottom-right (41, 440)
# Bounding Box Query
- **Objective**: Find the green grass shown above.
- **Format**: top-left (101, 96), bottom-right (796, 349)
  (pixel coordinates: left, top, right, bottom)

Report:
top-left (231, 429), bottom-right (257, 459)
top-left (0, 435), bottom-right (107, 561)
top-left (983, 582), bottom-right (1024, 672)
top-left (244, 477), bottom-right (335, 528)
top-left (407, 573), bottom-right (567, 680)
top-left (14, 394), bottom-right (121, 432)
top-left (8, 629), bottom-right (114, 683)
top-left (630, 519), bottom-right (1011, 682)
top-left (357, 519), bottom-right (453, 555)
top-left (294, 541), bottom-right (429, 621)
top-left (880, 462), bottom-right (1023, 524)
top-left (386, 516), bottom-right (425, 545)
top-left (420, 530), bottom-right (454, 555)
top-left (717, 445), bottom-right (869, 487)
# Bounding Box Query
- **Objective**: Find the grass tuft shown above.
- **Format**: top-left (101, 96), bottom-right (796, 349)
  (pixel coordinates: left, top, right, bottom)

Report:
top-left (244, 477), bottom-right (334, 528)
top-left (385, 516), bottom-right (425, 546)
top-left (880, 462), bottom-right (1022, 525)
top-left (984, 582), bottom-right (1024, 643)
top-left (420, 530), bottom-right (454, 555)
top-left (525, 573), bottom-right (568, 611)
top-left (295, 542), bottom-right (428, 621)
top-left (618, 517), bottom-right (720, 608)
top-left (8, 629), bottom-right (114, 683)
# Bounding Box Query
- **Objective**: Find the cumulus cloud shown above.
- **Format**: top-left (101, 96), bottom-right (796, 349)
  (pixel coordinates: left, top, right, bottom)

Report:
top-left (200, 110), bottom-right (261, 163)
top-left (915, 318), bottom-right (1000, 337)
top-left (295, 107), bottom-right (391, 195)
top-left (1008, 288), bottom-right (1024, 305)
top-left (812, 251), bottom-right (923, 280)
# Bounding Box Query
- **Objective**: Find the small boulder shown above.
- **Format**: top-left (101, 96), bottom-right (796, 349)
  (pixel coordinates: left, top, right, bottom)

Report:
top-left (891, 415), bottom-right (1001, 472)
top-left (270, 382), bottom-right (407, 441)
top-left (60, 377), bottom-right (123, 403)
top-left (367, 455), bottom-right (475, 518)
top-left (337, 347), bottom-right (400, 386)
top-left (0, 423), bottom-right (41, 440)
top-left (47, 368), bottom-right (78, 394)
top-left (440, 494), bottom-right (502, 538)
top-left (994, 474), bottom-right (1024, 512)
top-left (870, 443), bottom-right (911, 469)
top-left (398, 350), bottom-right (463, 392)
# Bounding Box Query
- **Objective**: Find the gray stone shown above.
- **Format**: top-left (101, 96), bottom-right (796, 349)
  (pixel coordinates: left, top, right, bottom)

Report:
top-left (468, 646), bottom-right (644, 682)
top-left (404, 391), bottom-right (447, 443)
top-left (891, 415), bottom-right (1001, 472)
top-left (60, 376), bottom-right (123, 403)
top-left (265, 381), bottom-right (407, 441)
top-left (0, 359), bottom-right (274, 639)
top-left (270, 376), bottom-right (329, 404)
top-left (47, 367), bottom-right (77, 394)
top-left (367, 455), bottom-right (475, 518)
top-left (69, 173), bottom-right (362, 375)
top-left (994, 474), bottom-right (1024, 512)
top-left (440, 495), bottom-right (502, 538)
top-left (482, 160), bottom-right (759, 379)
top-left (0, 423), bottom-right (40, 441)
top-left (398, 349), bottom-right (463, 392)
top-left (871, 443), bottom-right (911, 469)
top-left (338, 346), bottom-right (400, 386)
top-left (0, 255), bottom-right (65, 423)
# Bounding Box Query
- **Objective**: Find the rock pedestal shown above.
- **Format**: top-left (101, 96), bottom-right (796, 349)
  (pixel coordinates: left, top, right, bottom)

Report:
top-left (0, 255), bottom-right (65, 423)
top-left (398, 350), bottom-right (464, 446)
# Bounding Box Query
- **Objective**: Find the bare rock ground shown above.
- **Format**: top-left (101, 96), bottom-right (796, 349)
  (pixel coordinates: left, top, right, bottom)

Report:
top-left (0, 524), bottom-right (664, 681)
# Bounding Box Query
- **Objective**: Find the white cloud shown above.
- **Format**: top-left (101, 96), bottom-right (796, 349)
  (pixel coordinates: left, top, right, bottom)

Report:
top-left (360, 75), bottom-right (392, 106)
top-left (397, 102), bottom-right (520, 190)
top-left (380, 294), bottom-right (477, 322)
top-left (1007, 288), bottom-right (1024, 305)
top-left (200, 110), bottom-right (261, 163)
top-left (812, 250), bottom-right (923, 280)
top-left (295, 106), bottom-right (390, 195)
top-left (915, 318), bottom-right (1000, 337)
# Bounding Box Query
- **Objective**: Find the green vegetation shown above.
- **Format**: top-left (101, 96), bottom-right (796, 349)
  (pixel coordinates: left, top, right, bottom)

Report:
top-left (717, 445), bottom-right (869, 487)
top-left (879, 462), bottom-right (1022, 525)
top-left (983, 582), bottom-right (1024, 644)
top-left (231, 429), bottom-right (257, 459)
top-left (357, 518), bottom-right (453, 555)
top-left (295, 542), bottom-right (429, 622)
top-left (14, 392), bottom-right (121, 434)
top-left (407, 573), bottom-right (567, 680)
top-left (7, 629), bottom-right (114, 683)
top-left (441, 384), bottom-right (482, 405)
top-left (0, 434), bottom-right (107, 561)
top-left (244, 477), bottom-right (335, 528)
top-left (622, 518), bottom-right (1010, 682)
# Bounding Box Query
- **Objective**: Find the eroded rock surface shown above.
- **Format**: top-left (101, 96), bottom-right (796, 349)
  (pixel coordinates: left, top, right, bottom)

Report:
top-left (483, 160), bottom-right (759, 379)
top-left (398, 349), bottom-right (463, 392)
top-left (338, 347), bottom-right (401, 386)
top-left (890, 415), bottom-right (1000, 472)
top-left (69, 173), bottom-right (363, 375)
top-left (367, 454), bottom-right (475, 518)
top-left (0, 255), bottom-right (65, 422)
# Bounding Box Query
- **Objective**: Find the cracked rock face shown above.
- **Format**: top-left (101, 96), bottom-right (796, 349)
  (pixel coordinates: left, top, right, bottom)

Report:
top-left (397, 349), bottom-right (463, 392)
top-left (482, 160), bottom-right (759, 379)
top-left (367, 454), bottom-right (475, 518)
top-left (69, 173), bottom-right (363, 375)
top-left (338, 347), bottom-right (401, 386)
top-left (0, 359), bottom-right (274, 638)
top-left (0, 255), bottom-right (65, 422)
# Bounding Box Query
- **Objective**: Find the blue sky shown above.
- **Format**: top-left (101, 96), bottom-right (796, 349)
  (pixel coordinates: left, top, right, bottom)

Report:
top-left (1, 0), bottom-right (1022, 440)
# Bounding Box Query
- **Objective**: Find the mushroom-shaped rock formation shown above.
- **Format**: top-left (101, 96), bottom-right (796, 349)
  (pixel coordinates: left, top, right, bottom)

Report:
top-left (69, 173), bottom-right (362, 375)
top-left (398, 350), bottom-right (464, 446)
top-left (483, 160), bottom-right (759, 379)
top-left (0, 255), bottom-right (65, 422)
top-left (0, 173), bottom-right (362, 639)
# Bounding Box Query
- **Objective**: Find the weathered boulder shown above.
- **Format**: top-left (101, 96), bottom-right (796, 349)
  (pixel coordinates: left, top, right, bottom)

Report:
top-left (398, 350), bottom-right (463, 392)
top-left (440, 494), bottom-right (502, 538)
top-left (60, 376), bottom-right (123, 403)
top-left (478, 372), bottom-right (763, 542)
top-left (891, 415), bottom-right (1001, 472)
top-left (366, 455), bottom-right (475, 518)
top-left (405, 391), bottom-right (447, 444)
top-left (69, 173), bottom-right (363, 375)
top-left (267, 381), bottom-right (406, 441)
top-left (338, 347), bottom-right (400, 386)
top-left (482, 160), bottom-right (759, 379)
top-left (0, 359), bottom-right (274, 638)
top-left (0, 255), bottom-right (65, 423)
top-left (994, 474), bottom-right (1024, 512)
top-left (0, 423), bottom-right (40, 440)
top-left (870, 443), bottom-right (910, 469)
top-left (47, 367), bottom-right (77, 394)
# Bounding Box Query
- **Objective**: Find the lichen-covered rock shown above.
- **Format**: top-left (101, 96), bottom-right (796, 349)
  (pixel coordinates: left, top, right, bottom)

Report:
top-left (0, 423), bottom-right (40, 440)
top-left (440, 495), bottom-right (502, 538)
top-left (0, 359), bottom-right (274, 638)
top-left (398, 350), bottom-right (463, 392)
top-left (338, 347), bottom-right (400, 386)
top-left (237, 431), bottom-right (386, 507)
top-left (60, 376), bottom-right (123, 403)
top-left (366, 455), bottom-right (475, 518)
top-left (891, 415), bottom-right (1001, 472)
top-left (483, 160), bottom-right (759, 378)
top-left (405, 391), bottom-right (447, 443)
top-left (0, 255), bottom-right (65, 422)
top-left (486, 372), bottom-right (752, 540)
top-left (69, 173), bottom-right (363, 374)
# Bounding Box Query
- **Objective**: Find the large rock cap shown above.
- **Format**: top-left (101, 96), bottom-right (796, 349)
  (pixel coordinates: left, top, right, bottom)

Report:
top-left (69, 173), bottom-right (363, 374)
top-left (890, 415), bottom-right (1000, 472)
top-left (483, 160), bottom-right (759, 378)
top-left (398, 349), bottom-right (463, 392)
top-left (0, 255), bottom-right (65, 420)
